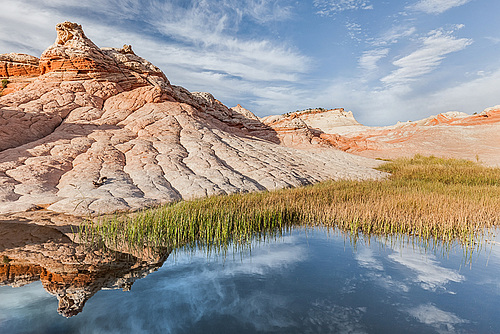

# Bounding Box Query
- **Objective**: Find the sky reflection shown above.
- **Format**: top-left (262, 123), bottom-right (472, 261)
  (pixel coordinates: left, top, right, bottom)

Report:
top-left (1, 228), bottom-right (499, 333)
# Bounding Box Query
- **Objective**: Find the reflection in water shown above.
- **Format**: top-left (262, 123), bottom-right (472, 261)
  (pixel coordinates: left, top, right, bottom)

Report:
top-left (406, 304), bottom-right (468, 334)
top-left (0, 221), bottom-right (499, 333)
top-left (0, 221), bottom-right (169, 317)
top-left (388, 246), bottom-right (465, 291)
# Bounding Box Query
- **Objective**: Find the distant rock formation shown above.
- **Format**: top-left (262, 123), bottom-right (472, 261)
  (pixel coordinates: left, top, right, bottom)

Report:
top-left (0, 22), bottom-right (383, 216)
top-left (261, 108), bottom-right (361, 148)
top-left (262, 108), bottom-right (360, 130)
top-left (262, 107), bottom-right (500, 167)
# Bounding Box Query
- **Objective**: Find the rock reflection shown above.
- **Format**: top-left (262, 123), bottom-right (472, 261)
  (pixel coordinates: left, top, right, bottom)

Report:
top-left (0, 220), bottom-right (169, 317)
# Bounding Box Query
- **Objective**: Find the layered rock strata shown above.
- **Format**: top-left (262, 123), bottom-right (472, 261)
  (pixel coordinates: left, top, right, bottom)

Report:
top-left (0, 22), bottom-right (383, 216)
top-left (0, 53), bottom-right (40, 96)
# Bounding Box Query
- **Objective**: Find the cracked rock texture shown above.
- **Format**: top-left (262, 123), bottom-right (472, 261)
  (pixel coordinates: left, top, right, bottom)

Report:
top-left (0, 22), bottom-right (383, 216)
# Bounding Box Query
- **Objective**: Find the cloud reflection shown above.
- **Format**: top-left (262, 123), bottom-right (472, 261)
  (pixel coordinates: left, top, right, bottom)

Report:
top-left (407, 303), bottom-right (468, 334)
top-left (354, 247), bottom-right (410, 293)
top-left (354, 247), bottom-right (384, 271)
top-left (84, 235), bottom-right (309, 333)
top-left (388, 247), bottom-right (464, 291)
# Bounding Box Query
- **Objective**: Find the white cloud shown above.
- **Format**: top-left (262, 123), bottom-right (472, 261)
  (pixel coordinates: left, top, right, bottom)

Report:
top-left (411, 0), bottom-right (471, 14)
top-left (358, 26), bottom-right (417, 77)
top-left (370, 26), bottom-right (417, 47)
top-left (0, 2), bottom-right (61, 54)
top-left (345, 21), bottom-right (363, 41)
top-left (0, 0), bottom-right (496, 125)
top-left (308, 63), bottom-right (500, 126)
top-left (381, 28), bottom-right (472, 85)
top-left (407, 304), bottom-right (468, 334)
top-left (314, 0), bottom-right (373, 16)
top-left (354, 246), bottom-right (411, 293)
top-left (359, 48), bottom-right (389, 71)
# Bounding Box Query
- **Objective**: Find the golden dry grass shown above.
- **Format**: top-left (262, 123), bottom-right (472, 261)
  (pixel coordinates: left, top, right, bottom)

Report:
top-left (79, 155), bottom-right (500, 251)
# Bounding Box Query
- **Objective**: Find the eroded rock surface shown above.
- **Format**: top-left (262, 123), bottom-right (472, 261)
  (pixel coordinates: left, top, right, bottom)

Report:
top-left (0, 22), bottom-right (383, 216)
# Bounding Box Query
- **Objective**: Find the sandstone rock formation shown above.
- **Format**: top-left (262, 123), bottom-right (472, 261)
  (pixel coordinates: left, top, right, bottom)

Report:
top-left (260, 108), bottom-right (362, 149)
top-left (0, 22), bottom-right (383, 216)
top-left (262, 107), bottom-right (500, 167)
top-left (0, 53), bottom-right (40, 96)
top-left (262, 108), bottom-right (360, 132)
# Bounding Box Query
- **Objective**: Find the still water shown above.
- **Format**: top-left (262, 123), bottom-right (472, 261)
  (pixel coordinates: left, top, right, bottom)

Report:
top-left (1, 227), bottom-right (499, 334)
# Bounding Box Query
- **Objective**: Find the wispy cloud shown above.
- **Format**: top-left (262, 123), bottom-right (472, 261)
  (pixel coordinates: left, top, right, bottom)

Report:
top-left (131, 236), bottom-right (307, 332)
top-left (410, 0), bottom-right (471, 14)
top-left (0, 0), bottom-right (496, 125)
top-left (314, 0), bottom-right (373, 16)
top-left (369, 26), bottom-right (417, 47)
top-left (485, 36), bottom-right (500, 44)
top-left (359, 48), bottom-right (389, 71)
top-left (381, 27), bottom-right (472, 85)
top-left (354, 247), bottom-right (411, 293)
top-left (0, 1), bottom-right (61, 54)
top-left (425, 67), bottom-right (500, 113)
top-left (310, 64), bottom-right (500, 126)
top-left (345, 21), bottom-right (363, 41)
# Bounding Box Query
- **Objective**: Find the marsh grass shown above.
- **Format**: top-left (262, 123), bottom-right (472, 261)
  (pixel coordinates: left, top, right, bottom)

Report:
top-left (78, 155), bottom-right (500, 253)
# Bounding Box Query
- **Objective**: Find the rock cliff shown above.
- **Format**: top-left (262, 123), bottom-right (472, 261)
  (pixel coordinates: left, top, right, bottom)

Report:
top-left (0, 22), bottom-right (382, 216)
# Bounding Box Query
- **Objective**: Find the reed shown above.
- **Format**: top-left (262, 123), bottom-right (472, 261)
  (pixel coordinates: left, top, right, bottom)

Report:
top-left (78, 155), bottom-right (500, 252)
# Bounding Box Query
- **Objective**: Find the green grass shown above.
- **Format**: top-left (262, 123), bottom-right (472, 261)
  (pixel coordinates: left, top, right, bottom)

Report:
top-left (78, 155), bottom-right (500, 253)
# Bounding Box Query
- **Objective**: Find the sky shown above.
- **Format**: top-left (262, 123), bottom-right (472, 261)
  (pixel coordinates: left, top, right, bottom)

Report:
top-left (1, 0), bottom-right (499, 125)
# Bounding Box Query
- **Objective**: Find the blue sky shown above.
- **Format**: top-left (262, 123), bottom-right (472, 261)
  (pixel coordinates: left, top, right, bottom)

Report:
top-left (1, 0), bottom-right (499, 125)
